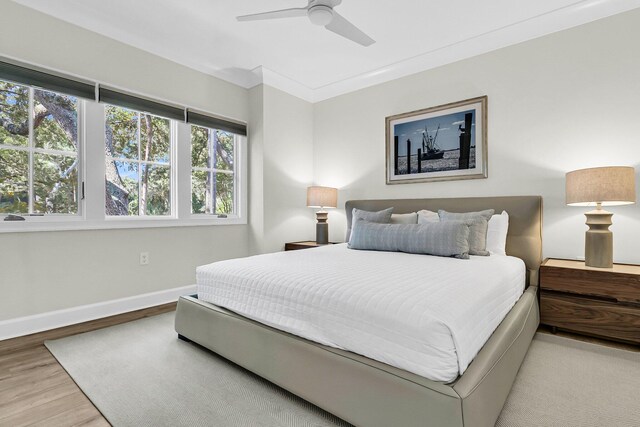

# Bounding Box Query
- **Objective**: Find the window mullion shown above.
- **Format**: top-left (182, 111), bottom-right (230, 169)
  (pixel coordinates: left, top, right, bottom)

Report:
top-left (209, 129), bottom-right (214, 214)
top-left (32, 147), bottom-right (77, 157)
top-left (83, 100), bottom-right (105, 222)
top-left (191, 167), bottom-right (232, 174)
top-left (137, 114), bottom-right (142, 217)
top-left (170, 120), bottom-right (177, 218)
top-left (27, 87), bottom-right (34, 215)
top-left (77, 99), bottom-right (83, 217)
top-left (233, 135), bottom-right (238, 215)
top-left (0, 144), bottom-right (30, 152)
top-left (176, 122), bottom-right (192, 219)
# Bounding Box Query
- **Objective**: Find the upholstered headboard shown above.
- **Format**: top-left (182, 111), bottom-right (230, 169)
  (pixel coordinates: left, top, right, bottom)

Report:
top-left (345, 196), bottom-right (543, 286)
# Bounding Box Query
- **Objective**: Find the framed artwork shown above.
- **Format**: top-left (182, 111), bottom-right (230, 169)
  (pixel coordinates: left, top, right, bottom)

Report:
top-left (385, 96), bottom-right (488, 184)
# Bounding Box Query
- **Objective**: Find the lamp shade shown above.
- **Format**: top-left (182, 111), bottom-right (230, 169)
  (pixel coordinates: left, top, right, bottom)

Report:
top-left (566, 166), bottom-right (636, 206)
top-left (307, 186), bottom-right (337, 208)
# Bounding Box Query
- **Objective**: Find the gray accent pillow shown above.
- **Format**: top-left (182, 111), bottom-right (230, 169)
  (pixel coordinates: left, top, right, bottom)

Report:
top-left (347, 207), bottom-right (394, 242)
top-left (353, 207), bottom-right (394, 223)
top-left (348, 220), bottom-right (471, 259)
top-left (438, 209), bottom-right (494, 256)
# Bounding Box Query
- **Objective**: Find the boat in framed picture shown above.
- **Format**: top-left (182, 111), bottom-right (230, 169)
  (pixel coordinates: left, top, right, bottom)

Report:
top-left (386, 96), bottom-right (488, 184)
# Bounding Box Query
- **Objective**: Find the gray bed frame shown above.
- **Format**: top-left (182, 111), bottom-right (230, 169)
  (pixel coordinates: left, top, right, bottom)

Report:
top-left (175, 196), bottom-right (542, 427)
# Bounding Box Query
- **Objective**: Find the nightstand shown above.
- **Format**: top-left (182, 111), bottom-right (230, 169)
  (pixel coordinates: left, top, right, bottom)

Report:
top-left (284, 241), bottom-right (338, 251)
top-left (539, 258), bottom-right (640, 345)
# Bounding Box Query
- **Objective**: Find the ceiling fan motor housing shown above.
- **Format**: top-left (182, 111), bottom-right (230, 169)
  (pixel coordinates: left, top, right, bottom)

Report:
top-left (308, 5), bottom-right (334, 26)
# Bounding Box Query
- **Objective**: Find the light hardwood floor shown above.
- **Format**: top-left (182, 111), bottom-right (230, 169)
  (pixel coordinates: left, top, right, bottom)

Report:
top-left (0, 345), bottom-right (109, 426)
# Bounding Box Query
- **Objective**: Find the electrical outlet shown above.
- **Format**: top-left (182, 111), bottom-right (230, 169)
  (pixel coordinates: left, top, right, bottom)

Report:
top-left (140, 252), bottom-right (149, 265)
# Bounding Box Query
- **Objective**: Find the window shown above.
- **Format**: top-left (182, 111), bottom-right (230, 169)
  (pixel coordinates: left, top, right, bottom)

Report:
top-left (1, 60), bottom-right (247, 232)
top-left (105, 105), bottom-right (172, 217)
top-left (0, 79), bottom-right (80, 215)
top-left (191, 125), bottom-right (236, 216)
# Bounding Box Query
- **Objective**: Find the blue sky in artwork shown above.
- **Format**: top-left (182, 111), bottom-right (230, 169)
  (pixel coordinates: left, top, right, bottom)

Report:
top-left (394, 110), bottom-right (475, 156)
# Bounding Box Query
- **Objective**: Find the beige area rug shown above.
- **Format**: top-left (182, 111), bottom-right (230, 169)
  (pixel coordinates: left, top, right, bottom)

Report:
top-left (45, 313), bottom-right (639, 427)
top-left (496, 332), bottom-right (639, 427)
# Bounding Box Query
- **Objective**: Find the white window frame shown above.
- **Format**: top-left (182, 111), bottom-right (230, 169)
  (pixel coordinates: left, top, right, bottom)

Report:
top-left (104, 106), bottom-right (177, 220)
top-left (189, 124), bottom-right (238, 218)
top-left (0, 82), bottom-right (84, 222)
top-left (0, 100), bottom-right (247, 233)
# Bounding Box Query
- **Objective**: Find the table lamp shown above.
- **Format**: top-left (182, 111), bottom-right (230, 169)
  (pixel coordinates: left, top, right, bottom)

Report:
top-left (307, 186), bottom-right (338, 245)
top-left (566, 166), bottom-right (636, 268)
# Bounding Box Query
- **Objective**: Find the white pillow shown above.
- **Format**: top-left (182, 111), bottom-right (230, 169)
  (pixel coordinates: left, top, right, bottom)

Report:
top-left (390, 212), bottom-right (418, 224)
top-left (486, 211), bottom-right (509, 256)
top-left (417, 209), bottom-right (439, 224)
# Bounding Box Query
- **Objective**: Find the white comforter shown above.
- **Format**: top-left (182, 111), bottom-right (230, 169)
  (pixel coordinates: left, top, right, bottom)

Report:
top-left (197, 244), bottom-right (525, 382)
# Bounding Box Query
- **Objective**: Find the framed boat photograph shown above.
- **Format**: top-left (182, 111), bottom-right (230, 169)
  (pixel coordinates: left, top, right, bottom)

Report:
top-left (385, 96), bottom-right (488, 184)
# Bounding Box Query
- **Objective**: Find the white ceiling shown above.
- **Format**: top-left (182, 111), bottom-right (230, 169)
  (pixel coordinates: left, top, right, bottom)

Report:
top-left (12, 0), bottom-right (640, 102)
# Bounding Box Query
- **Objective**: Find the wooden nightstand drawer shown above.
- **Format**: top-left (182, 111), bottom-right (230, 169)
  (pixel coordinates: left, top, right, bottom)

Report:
top-left (540, 293), bottom-right (640, 344)
top-left (540, 266), bottom-right (640, 303)
top-left (540, 260), bottom-right (640, 304)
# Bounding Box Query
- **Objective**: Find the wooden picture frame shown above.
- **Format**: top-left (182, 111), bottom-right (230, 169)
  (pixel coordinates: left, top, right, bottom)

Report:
top-left (385, 96), bottom-right (488, 184)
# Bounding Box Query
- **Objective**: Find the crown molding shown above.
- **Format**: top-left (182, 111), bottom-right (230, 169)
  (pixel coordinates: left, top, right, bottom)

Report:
top-left (242, 0), bottom-right (640, 103)
top-left (250, 66), bottom-right (316, 102)
top-left (12, 0), bottom-right (640, 104)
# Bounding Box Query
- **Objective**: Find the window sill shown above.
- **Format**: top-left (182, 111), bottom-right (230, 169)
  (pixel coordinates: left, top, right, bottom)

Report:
top-left (0, 216), bottom-right (247, 233)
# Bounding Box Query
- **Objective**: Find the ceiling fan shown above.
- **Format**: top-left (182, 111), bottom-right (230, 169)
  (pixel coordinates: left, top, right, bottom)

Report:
top-left (237, 0), bottom-right (375, 47)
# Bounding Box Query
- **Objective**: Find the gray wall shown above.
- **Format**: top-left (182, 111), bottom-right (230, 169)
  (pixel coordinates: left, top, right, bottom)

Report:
top-left (313, 9), bottom-right (640, 264)
top-left (0, 1), bottom-right (251, 320)
top-left (248, 84), bottom-right (315, 255)
top-left (0, 227), bottom-right (249, 320)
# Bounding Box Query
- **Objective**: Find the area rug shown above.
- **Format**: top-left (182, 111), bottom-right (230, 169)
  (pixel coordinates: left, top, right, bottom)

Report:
top-left (496, 332), bottom-right (639, 427)
top-left (46, 313), bottom-right (640, 427)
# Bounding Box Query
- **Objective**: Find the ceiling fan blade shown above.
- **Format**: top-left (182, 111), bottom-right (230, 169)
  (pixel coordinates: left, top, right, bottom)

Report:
top-left (325, 11), bottom-right (375, 46)
top-left (237, 8), bottom-right (308, 22)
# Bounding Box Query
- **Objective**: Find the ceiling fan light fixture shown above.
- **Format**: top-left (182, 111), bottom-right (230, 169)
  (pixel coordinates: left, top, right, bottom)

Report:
top-left (237, 0), bottom-right (375, 46)
top-left (308, 5), bottom-right (334, 26)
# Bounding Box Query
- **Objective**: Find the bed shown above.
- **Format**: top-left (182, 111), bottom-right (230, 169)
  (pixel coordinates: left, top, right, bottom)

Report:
top-left (175, 196), bottom-right (542, 427)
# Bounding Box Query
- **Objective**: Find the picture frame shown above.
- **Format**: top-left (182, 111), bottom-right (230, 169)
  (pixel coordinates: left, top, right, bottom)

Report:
top-left (385, 96), bottom-right (488, 184)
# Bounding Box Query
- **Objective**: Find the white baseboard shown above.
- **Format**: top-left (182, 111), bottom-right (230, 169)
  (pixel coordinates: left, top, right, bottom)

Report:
top-left (0, 285), bottom-right (196, 341)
